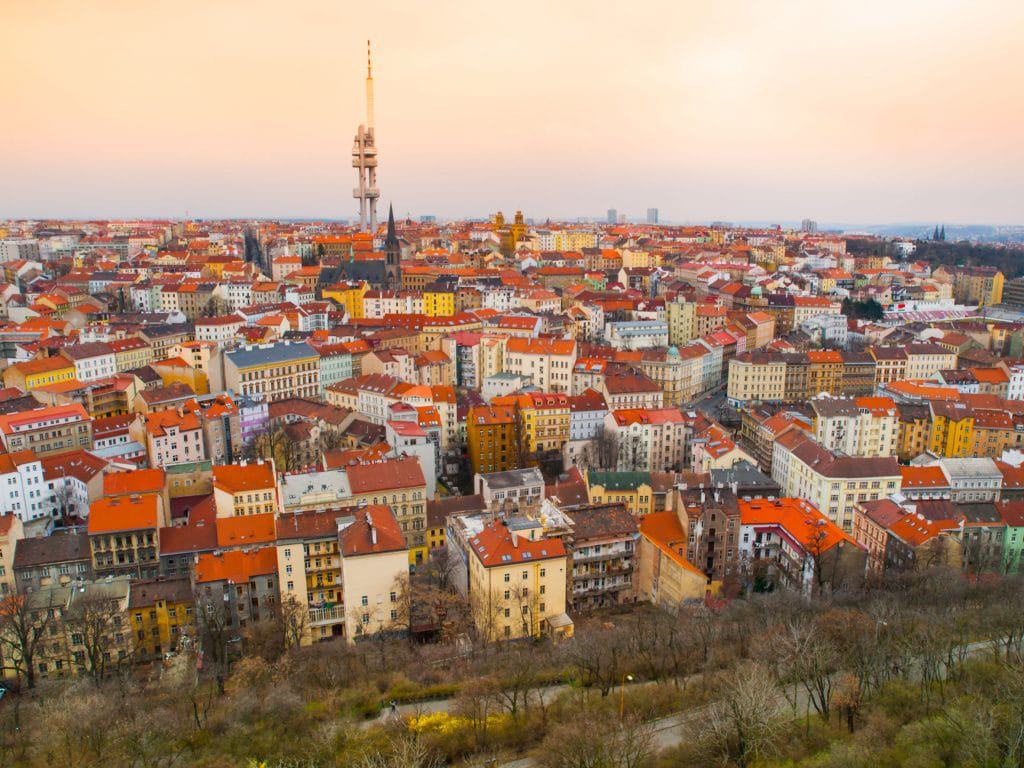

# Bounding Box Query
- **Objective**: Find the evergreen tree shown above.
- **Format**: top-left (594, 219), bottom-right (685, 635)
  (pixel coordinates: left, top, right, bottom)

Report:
top-left (939, 225), bottom-right (946, 241)
top-left (933, 225), bottom-right (940, 240)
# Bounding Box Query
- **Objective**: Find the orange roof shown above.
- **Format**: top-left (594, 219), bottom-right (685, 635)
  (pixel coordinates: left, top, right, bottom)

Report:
top-left (505, 337), bottom-right (575, 356)
top-left (739, 498), bottom-right (859, 554)
top-left (194, 546), bottom-right (278, 584)
top-left (104, 468), bottom-right (166, 496)
top-left (888, 512), bottom-right (943, 547)
top-left (144, 408), bottom-right (202, 436)
top-left (899, 465), bottom-right (948, 488)
top-left (639, 512), bottom-right (705, 576)
top-left (806, 350), bottom-right (843, 363)
top-left (5, 356), bottom-right (74, 376)
top-left (215, 513), bottom-right (277, 548)
top-left (213, 462), bottom-right (276, 494)
top-left (972, 367), bottom-right (1009, 384)
top-left (88, 493), bottom-right (159, 534)
top-left (469, 519), bottom-right (566, 567)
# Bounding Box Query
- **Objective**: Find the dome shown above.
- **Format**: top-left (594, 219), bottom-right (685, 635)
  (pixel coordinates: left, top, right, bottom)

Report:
top-left (668, 346), bottom-right (680, 357)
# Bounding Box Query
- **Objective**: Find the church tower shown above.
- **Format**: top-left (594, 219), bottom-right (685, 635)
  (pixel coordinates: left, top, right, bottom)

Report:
top-left (384, 203), bottom-right (401, 289)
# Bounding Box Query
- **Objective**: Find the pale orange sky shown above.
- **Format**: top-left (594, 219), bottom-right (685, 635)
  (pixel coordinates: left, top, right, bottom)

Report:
top-left (2, 0), bottom-right (1022, 223)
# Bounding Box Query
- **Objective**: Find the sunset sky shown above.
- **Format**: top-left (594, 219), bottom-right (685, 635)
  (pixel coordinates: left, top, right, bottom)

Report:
top-left (2, 0), bottom-right (1022, 224)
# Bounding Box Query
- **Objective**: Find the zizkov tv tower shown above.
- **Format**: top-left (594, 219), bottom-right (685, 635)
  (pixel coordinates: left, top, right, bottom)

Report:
top-left (352, 40), bottom-right (379, 233)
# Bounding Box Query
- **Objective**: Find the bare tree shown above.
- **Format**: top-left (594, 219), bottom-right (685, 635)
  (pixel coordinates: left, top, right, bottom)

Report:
top-left (0, 592), bottom-right (58, 689)
top-left (193, 588), bottom-right (232, 690)
top-left (592, 425), bottom-right (620, 471)
top-left (539, 712), bottom-right (654, 768)
top-left (62, 590), bottom-right (132, 686)
top-left (567, 624), bottom-right (630, 697)
top-left (277, 594), bottom-right (309, 651)
top-left (691, 663), bottom-right (785, 768)
top-left (355, 734), bottom-right (440, 768)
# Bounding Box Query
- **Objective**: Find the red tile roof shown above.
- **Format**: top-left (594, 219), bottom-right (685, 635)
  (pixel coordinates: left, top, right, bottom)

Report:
top-left (88, 493), bottom-right (159, 534)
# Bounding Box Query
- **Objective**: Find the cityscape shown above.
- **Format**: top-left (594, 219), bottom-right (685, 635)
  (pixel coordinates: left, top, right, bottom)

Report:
top-left (2, 3), bottom-right (1024, 768)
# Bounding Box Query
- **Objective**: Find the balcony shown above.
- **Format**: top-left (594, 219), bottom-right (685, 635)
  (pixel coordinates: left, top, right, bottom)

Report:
top-left (308, 605), bottom-right (346, 626)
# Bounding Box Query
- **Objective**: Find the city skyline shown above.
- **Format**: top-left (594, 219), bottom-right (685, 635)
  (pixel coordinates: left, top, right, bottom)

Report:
top-left (3, 0), bottom-right (1023, 223)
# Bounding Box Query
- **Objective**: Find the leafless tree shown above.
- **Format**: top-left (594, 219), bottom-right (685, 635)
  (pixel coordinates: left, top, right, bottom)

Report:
top-left (0, 592), bottom-right (59, 689)
top-left (193, 588), bottom-right (232, 689)
top-left (567, 624), bottom-right (630, 697)
top-left (355, 733), bottom-right (440, 768)
top-left (775, 614), bottom-right (840, 720)
top-left (62, 590), bottom-right (133, 686)
top-left (539, 712), bottom-right (654, 768)
top-left (691, 663), bottom-right (785, 768)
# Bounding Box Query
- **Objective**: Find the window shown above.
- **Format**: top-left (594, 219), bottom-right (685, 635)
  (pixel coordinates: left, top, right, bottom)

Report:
top-left (361, 596), bottom-right (368, 606)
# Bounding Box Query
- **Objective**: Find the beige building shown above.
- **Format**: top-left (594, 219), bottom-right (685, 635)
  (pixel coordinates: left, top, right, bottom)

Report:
top-left (467, 519), bottom-right (571, 641)
top-left (775, 438), bottom-right (901, 531)
top-left (219, 341), bottom-right (321, 403)
top-left (727, 352), bottom-right (787, 406)
top-left (503, 337), bottom-right (576, 393)
top-left (0, 514), bottom-right (23, 597)
top-left (212, 460), bottom-right (280, 517)
top-left (811, 395), bottom-right (899, 458)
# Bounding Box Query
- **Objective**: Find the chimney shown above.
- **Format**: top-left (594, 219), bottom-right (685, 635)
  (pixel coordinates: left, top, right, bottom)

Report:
top-left (511, 529), bottom-right (519, 548)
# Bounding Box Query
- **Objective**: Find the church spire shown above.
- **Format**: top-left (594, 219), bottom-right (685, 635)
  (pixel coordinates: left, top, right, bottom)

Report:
top-left (386, 203), bottom-right (397, 245)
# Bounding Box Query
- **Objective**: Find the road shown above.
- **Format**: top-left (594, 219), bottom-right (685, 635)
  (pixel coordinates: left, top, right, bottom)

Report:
top-left (470, 638), bottom-right (995, 768)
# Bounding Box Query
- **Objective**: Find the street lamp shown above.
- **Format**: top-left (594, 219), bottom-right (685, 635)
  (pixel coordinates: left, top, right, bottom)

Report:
top-left (619, 673), bottom-right (634, 719)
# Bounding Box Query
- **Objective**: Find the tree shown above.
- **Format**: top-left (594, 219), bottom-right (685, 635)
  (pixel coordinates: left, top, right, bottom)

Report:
top-left (539, 712), bottom-right (653, 768)
top-left (193, 588), bottom-right (232, 688)
top-left (0, 592), bottom-right (58, 689)
top-left (592, 425), bottom-right (620, 471)
top-left (691, 663), bottom-right (785, 768)
top-left (355, 734), bottom-right (440, 768)
top-left (200, 296), bottom-right (233, 318)
top-left (62, 589), bottom-right (133, 686)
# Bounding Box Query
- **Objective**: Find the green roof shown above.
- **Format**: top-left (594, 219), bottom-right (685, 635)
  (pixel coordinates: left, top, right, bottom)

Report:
top-left (587, 471), bottom-right (652, 492)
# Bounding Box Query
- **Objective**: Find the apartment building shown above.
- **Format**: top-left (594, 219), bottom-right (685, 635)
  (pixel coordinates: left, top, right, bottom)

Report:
top-left (811, 395), bottom-right (898, 458)
top-left (346, 456), bottom-right (428, 565)
top-left (87, 493), bottom-right (161, 579)
top-left (565, 503), bottom-right (639, 611)
top-left (503, 337), bottom-right (576, 393)
top-left (212, 460), bottom-right (280, 517)
top-left (466, 404), bottom-right (518, 475)
top-left (467, 519), bottom-right (571, 641)
top-left (128, 577), bottom-right (195, 660)
top-left (220, 341), bottom-right (321, 402)
top-left (777, 439), bottom-right (901, 530)
top-left (0, 403), bottom-right (93, 457)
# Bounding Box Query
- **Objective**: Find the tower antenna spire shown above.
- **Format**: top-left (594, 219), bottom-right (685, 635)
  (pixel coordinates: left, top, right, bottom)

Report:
top-left (365, 39), bottom-right (375, 132)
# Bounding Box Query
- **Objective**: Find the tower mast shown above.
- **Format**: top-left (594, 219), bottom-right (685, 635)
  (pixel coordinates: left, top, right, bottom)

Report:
top-left (352, 40), bottom-right (379, 233)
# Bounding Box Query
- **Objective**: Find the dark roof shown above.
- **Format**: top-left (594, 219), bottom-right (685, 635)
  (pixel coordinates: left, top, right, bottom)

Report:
top-left (127, 577), bottom-right (193, 609)
top-left (568, 503), bottom-right (638, 542)
top-left (13, 532), bottom-right (91, 569)
top-left (426, 494), bottom-right (486, 529)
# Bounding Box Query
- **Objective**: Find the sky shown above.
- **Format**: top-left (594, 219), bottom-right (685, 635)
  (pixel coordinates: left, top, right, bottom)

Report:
top-left (2, 0), bottom-right (1023, 224)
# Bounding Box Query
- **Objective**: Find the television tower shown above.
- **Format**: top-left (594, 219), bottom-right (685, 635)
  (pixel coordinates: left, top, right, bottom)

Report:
top-left (352, 40), bottom-right (379, 233)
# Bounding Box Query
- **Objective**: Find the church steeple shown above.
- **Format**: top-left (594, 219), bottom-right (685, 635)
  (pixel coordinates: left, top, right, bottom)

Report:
top-left (384, 202), bottom-right (401, 289)
top-left (386, 203), bottom-right (398, 248)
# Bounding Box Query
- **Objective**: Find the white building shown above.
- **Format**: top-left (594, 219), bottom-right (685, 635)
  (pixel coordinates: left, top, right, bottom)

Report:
top-left (605, 320), bottom-right (669, 351)
top-left (0, 450), bottom-right (46, 522)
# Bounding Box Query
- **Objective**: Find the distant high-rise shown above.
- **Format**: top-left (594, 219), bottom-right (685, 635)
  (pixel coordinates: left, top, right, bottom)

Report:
top-left (352, 40), bottom-right (380, 233)
top-left (607, 208), bottom-right (617, 225)
top-left (646, 208), bottom-right (659, 225)
top-left (801, 219), bottom-right (818, 234)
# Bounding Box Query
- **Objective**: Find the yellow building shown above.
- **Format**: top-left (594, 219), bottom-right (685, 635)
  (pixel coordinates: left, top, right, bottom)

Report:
top-left (2, 356), bottom-right (77, 390)
top-left (109, 337), bottom-right (155, 372)
top-left (212, 461), bottom-right (280, 517)
top-left (423, 285), bottom-right (456, 317)
top-left (896, 404), bottom-right (932, 461)
top-left (128, 577), bottom-right (195, 660)
top-left (492, 392), bottom-right (570, 454)
top-left (467, 519), bottom-right (571, 642)
top-left (322, 281), bottom-right (368, 319)
top-left (928, 401), bottom-right (975, 458)
top-left (954, 266), bottom-right (1004, 307)
top-left (585, 470), bottom-right (655, 516)
top-left (637, 512), bottom-right (710, 608)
